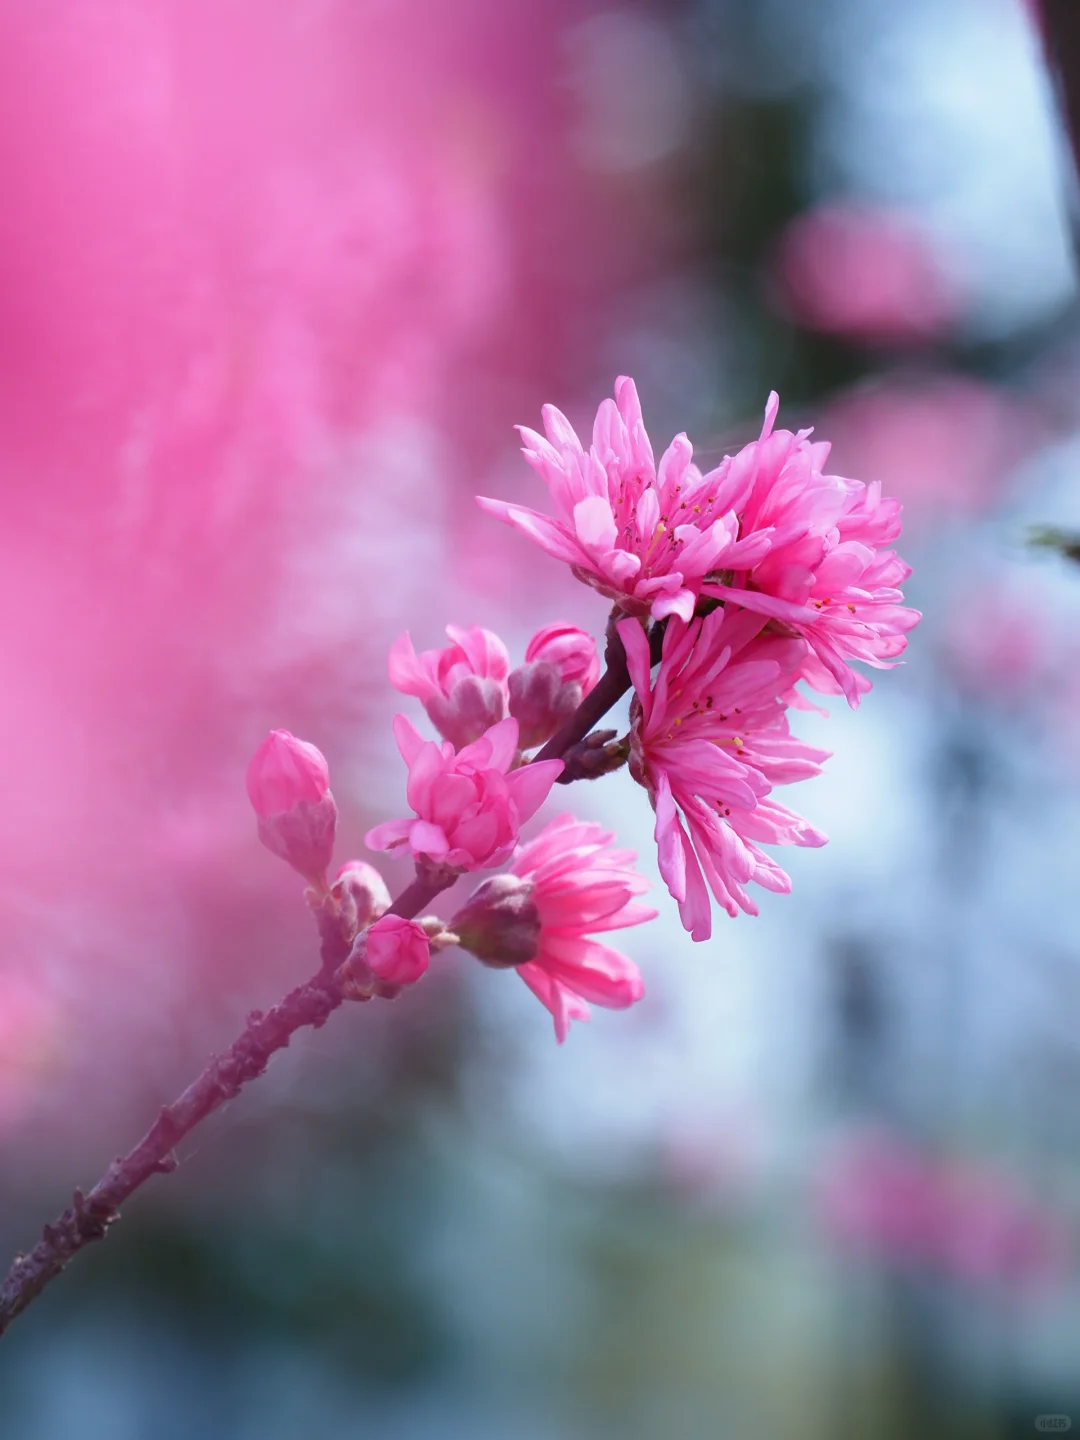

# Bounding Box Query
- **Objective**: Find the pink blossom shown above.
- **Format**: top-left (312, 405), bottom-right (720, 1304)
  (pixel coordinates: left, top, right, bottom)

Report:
top-left (700, 394), bottom-right (920, 706)
top-left (365, 914), bottom-right (431, 986)
top-left (476, 376), bottom-right (771, 622)
top-left (365, 715), bottom-right (563, 871)
top-left (506, 813), bottom-right (655, 1042)
top-left (620, 610), bottom-right (828, 940)
top-left (246, 730), bottom-right (331, 815)
top-left (389, 625), bottom-right (511, 750)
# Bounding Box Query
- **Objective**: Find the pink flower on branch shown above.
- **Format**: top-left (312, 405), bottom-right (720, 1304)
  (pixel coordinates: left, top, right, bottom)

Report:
top-left (700, 394), bottom-right (920, 707)
top-left (364, 716), bottom-right (562, 872)
top-left (389, 625), bottom-right (511, 750)
top-left (455, 814), bottom-right (654, 1042)
top-left (477, 376), bottom-right (771, 622)
top-left (620, 611), bottom-right (828, 940)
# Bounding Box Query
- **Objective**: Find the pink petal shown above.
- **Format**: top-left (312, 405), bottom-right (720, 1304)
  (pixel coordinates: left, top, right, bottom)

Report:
top-left (364, 817), bottom-right (412, 852)
top-left (392, 713), bottom-right (429, 767)
top-left (506, 757), bottom-right (564, 822)
top-left (408, 819), bottom-right (449, 859)
top-left (573, 494), bottom-right (618, 552)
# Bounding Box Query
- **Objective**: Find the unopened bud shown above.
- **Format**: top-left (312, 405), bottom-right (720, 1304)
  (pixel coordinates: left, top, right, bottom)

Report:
top-left (509, 625), bottom-right (599, 749)
top-left (425, 674), bottom-right (507, 750)
top-left (339, 914), bottom-right (430, 997)
top-left (332, 860), bottom-right (392, 937)
top-left (452, 873), bottom-right (541, 968)
top-left (556, 729), bottom-right (630, 784)
top-left (525, 624), bottom-right (600, 692)
top-left (246, 730), bottom-right (337, 882)
top-left (388, 627), bottom-right (510, 749)
top-left (508, 664), bottom-right (581, 750)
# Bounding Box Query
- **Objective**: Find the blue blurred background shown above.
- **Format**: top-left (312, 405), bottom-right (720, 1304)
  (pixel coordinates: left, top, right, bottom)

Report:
top-left (2, 0), bottom-right (1080, 1435)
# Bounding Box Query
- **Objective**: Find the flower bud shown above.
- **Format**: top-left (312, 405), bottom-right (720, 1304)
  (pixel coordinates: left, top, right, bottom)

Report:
top-left (425, 674), bottom-right (507, 750)
top-left (339, 914), bottom-right (430, 997)
top-left (525, 624), bottom-right (601, 692)
top-left (452, 873), bottom-right (541, 968)
top-left (246, 729), bottom-right (337, 882)
top-left (367, 914), bottom-right (430, 984)
top-left (332, 860), bottom-right (392, 936)
top-left (508, 625), bottom-right (600, 749)
top-left (389, 627), bottom-right (510, 749)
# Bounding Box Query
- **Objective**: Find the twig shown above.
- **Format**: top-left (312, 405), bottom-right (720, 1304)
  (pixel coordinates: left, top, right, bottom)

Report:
top-left (0, 612), bottom-right (657, 1336)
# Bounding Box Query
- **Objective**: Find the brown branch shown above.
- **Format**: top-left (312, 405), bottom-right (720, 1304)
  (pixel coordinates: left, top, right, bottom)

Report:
top-left (1041, 1), bottom-right (1080, 199)
top-left (532, 610), bottom-right (663, 768)
top-left (0, 968), bottom-right (343, 1337)
top-left (0, 620), bottom-right (655, 1337)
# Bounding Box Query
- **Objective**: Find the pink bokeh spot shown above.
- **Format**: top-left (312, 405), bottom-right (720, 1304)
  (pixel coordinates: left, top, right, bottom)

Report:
top-left (822, 375), bottom-right (1034, 524)
top-left (819, 1131), bottom-right (1071, 1294)
top-left (772, 203), bottom-right (958, 344)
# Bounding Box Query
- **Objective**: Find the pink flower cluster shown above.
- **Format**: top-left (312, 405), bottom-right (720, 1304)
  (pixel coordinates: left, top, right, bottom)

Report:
top-left (480, 380), bottom-right (918, 707)
top-left (389, 622), bottom-right (599, 751)
top-left (249, 376), bottom-right (916, 1038)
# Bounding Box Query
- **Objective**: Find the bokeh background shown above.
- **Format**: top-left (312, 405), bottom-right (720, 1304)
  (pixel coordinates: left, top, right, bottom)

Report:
top-left (1, 0), bottom-right (1079, 1435)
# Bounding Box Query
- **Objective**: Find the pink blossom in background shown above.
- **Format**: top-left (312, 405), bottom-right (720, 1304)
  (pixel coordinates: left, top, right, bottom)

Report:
top-left (477, 376), bottom-right (772, 621)
top-left (364, 916), bottom-right (431, 987)
top-left (701, 394), bottom-right (920, 706)
top-left (506, 814), bottom-right (654, 1043)
top-left (620, 610), bottom-right (829, 940)
top-left (937, 585), bottom-right (1050, 700)
top-left (772, 203), bottom-right (958, 344)
top-left (819, 1132), bottom-right (1072, 1294)
top-left (365, 716), bottom-right (563, 871)
top-left (820, 1132), bottom-right (943, 1263)
top-left (389, 625), bottom-right (511, 750)
top-left (936, 1163), bottom-right (1071, 1290)
top-left (0, 972), bottom-right (62, 1136)
top-left (822, 375), bottom-right (1033, 524)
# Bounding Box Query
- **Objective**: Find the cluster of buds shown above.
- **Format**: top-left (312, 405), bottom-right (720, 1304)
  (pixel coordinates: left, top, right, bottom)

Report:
top-left (389, 620), bottom-right (599, 754)
top-left (248, 377), bottom-right (918, 1040)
